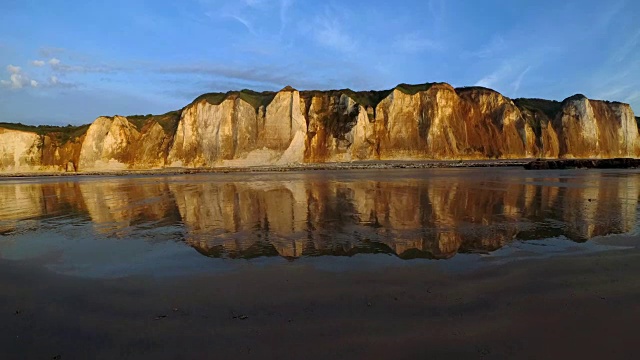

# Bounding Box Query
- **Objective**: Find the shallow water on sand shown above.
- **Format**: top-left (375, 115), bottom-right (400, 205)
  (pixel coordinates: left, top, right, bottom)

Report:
top-left (0, 168), bottom-right (638, 277)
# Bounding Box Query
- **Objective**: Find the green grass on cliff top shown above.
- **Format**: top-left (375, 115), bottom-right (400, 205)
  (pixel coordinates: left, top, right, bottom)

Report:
top-left (0, 122), bottom-right (90, 143)
top-left (513, 98), bottom-right (563, 120)
top-left (395, 83), bottom-right (437, 95)
top-left (127, 110), bottom-right (182, 134)
top-left (192, 89), bottom-right (277, 111)
top-left (454, 86), bottom-right (497, 94)
top-left (190, 83), bottom-right (441, 110)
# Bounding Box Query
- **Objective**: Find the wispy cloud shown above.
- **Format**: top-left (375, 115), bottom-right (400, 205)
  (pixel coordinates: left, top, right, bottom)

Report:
top-left (243, 0), bottom-right (266, 7)
top-left (159, 63), bottom-right (301, 88)
top-left (313, 11), bottom-right (356, 54)
top-left (512, 66), bottom-right (531, 95)
top-left (31, 60), bottom-right (45, 67)
top-left (220, 13), bottom-right (257, 35)
top-left (428, 0), bottom-right (446, 31)
top-left (475, 63), bottom-right (513, 88)
top-left (279, 0), bottom-right (294, 34)
top-left (48, 57), bottom-right (120, 74)
top-left (204, 0), bottom-right (293, 38)
top-left (468, 35), bottom-right (506, 59)
top-left (393, 32), bottom-right (441, 53)
top-left (612, 28), bottom-right (640, 63)
top-left (625, 91), bottom-right (640, 104)
top-left (594, 0), bottom-right (626, 32)
top-left (38, 47), bottom-right (65, 58)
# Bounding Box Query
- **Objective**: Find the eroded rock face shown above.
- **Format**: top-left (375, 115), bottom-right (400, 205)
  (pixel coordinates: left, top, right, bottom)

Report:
top-left (79, 116), bottom-right (141, 171)
top-left (1, 83), bottom-right (639, 173)
top-left (367, 85), bottom-right (532, 160)
top-left (168, 88), bottom-right (308, 168)
top-left (554, 96), bottom-right (639, 158)
top-left (303, 92), bottom-right (373, 162)
top-left (0, 129), bottom-right (42, 172)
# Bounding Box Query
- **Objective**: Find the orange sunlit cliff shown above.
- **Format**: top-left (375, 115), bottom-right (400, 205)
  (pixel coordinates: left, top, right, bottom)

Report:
top-left (1, 83), bottom-right (638, 173)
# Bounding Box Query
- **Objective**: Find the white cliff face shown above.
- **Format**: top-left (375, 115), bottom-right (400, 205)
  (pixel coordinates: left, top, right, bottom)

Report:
top-left (2, 84), bottom-right (640, 174)
top-left (169, 89), bottom-right (307, 168)
top-left (426, 85), bottom-right (463, 157)
top-left (167, 99), bottom-right (242, 167)
top-left (267, 90), bottom-right (307, 164)
top-left (375, 89), bottom-right (426, 159)
top-left (557, 98), bottom-right (600, 158)
top-left (348, 105), bottom-right (376, 160)
top-left (79, 116), bottom-right (140, 171)
top-left (134, 122), bottom-right (168, 169)
top-left (0, 129), bottom-right (42, 172)
top-left (611, 103), bottom-right (639, 156)
top-left (263, 90), bottom-right (306, 151)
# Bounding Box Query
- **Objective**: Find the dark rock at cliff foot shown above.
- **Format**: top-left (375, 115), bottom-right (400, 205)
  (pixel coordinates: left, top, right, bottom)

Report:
top-left (524, 158), bottom-right (640, 170)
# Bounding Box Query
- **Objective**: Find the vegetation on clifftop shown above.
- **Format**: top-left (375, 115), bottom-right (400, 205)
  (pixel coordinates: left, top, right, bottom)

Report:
top-left (395, 83), bottom-right (436, 95)
top-left (342, 89), bottom-right (392, 108)
top-left (0, 122), bottom-right (90, 144)
top-left (127, 110), bottom-right (182, 134)
top-left (192, 89), bottom-right (277, 111)
top-left (513, 98), bottom-right (563, 120)
top-left (191, 82), bottom-right (442, 111)
top-left (454, 86), bottom-right (497, 95)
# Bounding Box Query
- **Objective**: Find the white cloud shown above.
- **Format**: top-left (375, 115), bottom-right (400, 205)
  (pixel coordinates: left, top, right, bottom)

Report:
top-left (7, 64), bottom-right (21, 74)
top-left (31, 60), bottom-right (45, 67)
top-left (49, 58), bottom-right (61, 66)
top-left (5, 73), bottom-right (28, 89)
top-left (50, 75), bottom-right (58, 84)
top-left (2, 65), bottom-right (32, 89)
top-left (1, 63), bottom-right (48, 89)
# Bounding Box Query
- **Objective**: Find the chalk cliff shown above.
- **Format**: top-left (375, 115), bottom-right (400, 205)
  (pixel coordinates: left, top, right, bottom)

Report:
top-left (0, 83), bottom-right (638, 172)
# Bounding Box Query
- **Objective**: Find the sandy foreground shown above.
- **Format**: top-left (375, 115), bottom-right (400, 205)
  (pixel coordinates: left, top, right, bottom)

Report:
top-left (1, 235), bottom-right (638, 360)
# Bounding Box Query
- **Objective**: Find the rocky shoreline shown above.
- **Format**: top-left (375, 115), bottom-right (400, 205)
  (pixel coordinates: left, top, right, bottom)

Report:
top-left (524, 158), bottom-right (640, 170)
top-left (0, 160), bottom-right (530, 178)
top-left (2, 158), bottom-right (640, 178)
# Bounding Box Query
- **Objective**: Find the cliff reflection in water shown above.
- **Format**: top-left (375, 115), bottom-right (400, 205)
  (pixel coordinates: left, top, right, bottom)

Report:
top-left (0, 169), bottom-right (638, 260)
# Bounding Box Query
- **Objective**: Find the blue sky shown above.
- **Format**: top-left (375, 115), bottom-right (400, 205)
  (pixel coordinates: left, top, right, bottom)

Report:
top-left (1, 0), bottom-right (639, 125)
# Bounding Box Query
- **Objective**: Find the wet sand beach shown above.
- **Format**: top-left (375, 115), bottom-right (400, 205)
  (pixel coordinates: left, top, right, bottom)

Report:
top-left (1, 168), bottom-right (639, 359)
top-left (1, 246), bottom-right (639, 359)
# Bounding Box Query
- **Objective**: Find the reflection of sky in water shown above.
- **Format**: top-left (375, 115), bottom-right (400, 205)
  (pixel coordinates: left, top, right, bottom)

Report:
top-left (0, 168), bottom-right (639, 278)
